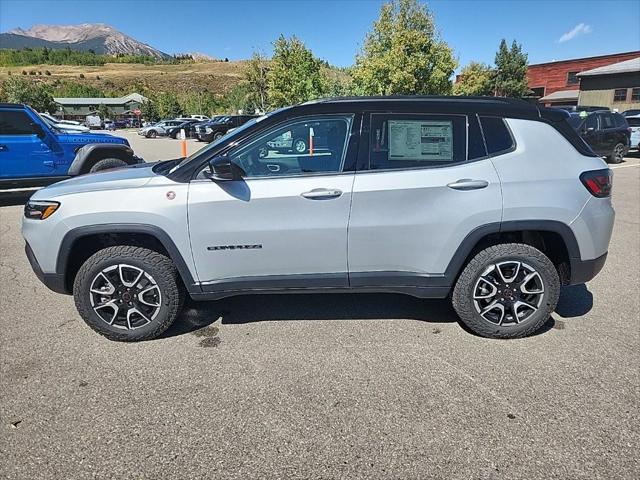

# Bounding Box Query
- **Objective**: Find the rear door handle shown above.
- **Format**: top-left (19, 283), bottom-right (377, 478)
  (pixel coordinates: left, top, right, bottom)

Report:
top-left (301, 188), bottom-right (343, 199)
top-left (447, 179), bottom-right (489, 191)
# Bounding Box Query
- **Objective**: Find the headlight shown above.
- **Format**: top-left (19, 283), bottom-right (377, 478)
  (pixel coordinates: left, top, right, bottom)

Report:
top-left (205, 127), bottom-right (212, 133)
top-left (24, 201), bottom-right (60, 220)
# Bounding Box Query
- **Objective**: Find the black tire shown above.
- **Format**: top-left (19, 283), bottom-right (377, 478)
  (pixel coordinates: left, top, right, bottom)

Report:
top-left (146, 129), bottom-right (157, 138)
top-left (452, 243), bottom-right (560, 339)
top-left (89, 158), bottom-right (128, 173)
top-left (73, 246), bottom-right (185, 342)
top-left (607, 142), bottom-right (625, 164)
top-left (292, 137), bottom-right (307, 153)
top-left (213, 131), bottom-right (224, 141)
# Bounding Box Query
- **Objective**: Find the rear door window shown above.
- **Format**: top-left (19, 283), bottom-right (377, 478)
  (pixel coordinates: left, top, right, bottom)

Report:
top-left (369, 114), bottom-right (467, 169)
top-left (599, 114), bottom-right (615, 129)
top-left (479, 117), bottom-right (514, 155)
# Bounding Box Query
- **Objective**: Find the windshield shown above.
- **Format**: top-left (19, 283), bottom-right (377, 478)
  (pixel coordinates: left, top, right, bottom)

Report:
top-left (32, 110), bottom-right (65, 133)
top-left (567, 115), bottom-right (584, 130)
top-left (212, 116), bottom-right (229, 124)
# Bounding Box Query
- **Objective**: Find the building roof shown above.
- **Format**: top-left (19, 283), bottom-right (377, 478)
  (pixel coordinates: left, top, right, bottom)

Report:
top-left (529, 51), bottom-right (640, 67)
top-left (53, 93), bottom-right (147, 105)
top-left (540, 90), bottom-right (580, 102)
top-left (577, 57), bottom-right (640, 77)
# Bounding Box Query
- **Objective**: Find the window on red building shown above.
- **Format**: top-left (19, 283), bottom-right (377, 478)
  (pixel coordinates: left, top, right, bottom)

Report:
top-left (566, 71), bottom-right (580, 85)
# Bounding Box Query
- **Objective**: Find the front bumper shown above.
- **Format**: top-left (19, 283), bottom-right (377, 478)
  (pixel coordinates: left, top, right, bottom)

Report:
top-left (25, 242), bottom-right (69, 294)
top-left (569, 252), bottom-right (607, 285)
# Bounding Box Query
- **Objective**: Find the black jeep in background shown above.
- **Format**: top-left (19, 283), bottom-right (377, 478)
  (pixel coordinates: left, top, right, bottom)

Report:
top-left (568, 111), bottom-right (630, 164)
top-left (196, 115), bottom-right (257, 142)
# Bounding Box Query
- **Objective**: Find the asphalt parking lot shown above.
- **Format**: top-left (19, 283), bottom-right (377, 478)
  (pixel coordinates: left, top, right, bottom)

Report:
top-left (0, 132), bottom-right (638, 479)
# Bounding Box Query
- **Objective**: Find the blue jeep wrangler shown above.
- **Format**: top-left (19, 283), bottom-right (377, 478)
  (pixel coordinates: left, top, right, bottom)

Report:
top-left (0, 103), bottom-right (141, 189)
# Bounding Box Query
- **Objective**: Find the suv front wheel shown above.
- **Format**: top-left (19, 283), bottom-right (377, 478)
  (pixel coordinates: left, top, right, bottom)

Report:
top-left (73, 246), bottom-right (184, 341)
top-left (452, 243), bottom-right (560, 339)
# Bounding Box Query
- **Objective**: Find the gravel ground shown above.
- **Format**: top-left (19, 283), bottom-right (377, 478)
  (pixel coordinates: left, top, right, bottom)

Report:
top-left (0, 134), bottom-right (638, 479)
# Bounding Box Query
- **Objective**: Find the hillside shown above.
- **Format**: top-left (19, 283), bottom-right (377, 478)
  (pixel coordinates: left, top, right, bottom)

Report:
top-left (0, 24), bottom-right (170, 59)
top-left (0, 61), bottom-right (246, 97)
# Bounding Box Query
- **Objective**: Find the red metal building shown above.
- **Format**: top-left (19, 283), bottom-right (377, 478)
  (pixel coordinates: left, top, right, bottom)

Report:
top-left (528, 51), bottom-right (640, 104)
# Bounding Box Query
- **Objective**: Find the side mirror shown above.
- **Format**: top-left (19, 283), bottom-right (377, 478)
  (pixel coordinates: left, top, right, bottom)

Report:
top-left (205, 155), bottom-right (239, 181)
top-left (31, 122), bottom-right (46, 139)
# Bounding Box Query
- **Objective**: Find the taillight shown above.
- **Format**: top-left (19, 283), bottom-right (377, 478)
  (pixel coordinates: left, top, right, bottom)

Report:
top-left (580, 169), bottom-right (612, 198)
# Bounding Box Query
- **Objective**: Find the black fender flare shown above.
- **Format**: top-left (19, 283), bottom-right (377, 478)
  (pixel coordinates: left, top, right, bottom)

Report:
top-left (56, 223), bottom-right (199, 294)
top-left (68, 143), bottom-right (140, 176)
top-left (440, 220), bottom-right (581, 287)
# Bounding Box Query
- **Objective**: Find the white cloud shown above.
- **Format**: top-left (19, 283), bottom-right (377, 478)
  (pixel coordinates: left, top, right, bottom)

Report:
top-left (559, 23), bottom-right (593, 43)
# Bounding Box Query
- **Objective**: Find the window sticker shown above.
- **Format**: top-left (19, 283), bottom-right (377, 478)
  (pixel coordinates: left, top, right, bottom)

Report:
top-left (388, 120), bottom-right (453, 161)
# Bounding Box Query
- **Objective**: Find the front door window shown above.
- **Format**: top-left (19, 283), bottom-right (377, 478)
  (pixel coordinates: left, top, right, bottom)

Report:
top-left (226, 116), bottom-right (353, 178)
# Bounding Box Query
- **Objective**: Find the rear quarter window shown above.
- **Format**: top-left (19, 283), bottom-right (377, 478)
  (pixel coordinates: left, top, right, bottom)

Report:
top-left (479, 117), bottom-right (514, 155)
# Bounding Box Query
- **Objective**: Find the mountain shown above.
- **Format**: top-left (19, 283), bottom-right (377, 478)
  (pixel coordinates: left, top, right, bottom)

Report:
top-left (0, 23), bottom-right (170, 59)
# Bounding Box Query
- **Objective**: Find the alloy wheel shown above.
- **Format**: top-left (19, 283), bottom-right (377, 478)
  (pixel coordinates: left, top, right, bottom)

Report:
top-left (614, 143), bottom-right (625, 162)
top-left (294, 139), bottom-right (307, 153)
top-left (89, 264), bottom-right (162, 330)
top-left (473, 261), bottom-right (544, 326)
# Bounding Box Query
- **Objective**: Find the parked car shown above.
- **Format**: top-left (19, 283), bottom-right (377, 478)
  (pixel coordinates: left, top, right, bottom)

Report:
top-left (568, 111), bottom-right (630, 163)
top-left (622, 109), bottom-right (640, 117)
top-left (85, 114), bottom-right (103, 130)
top-left (257, 121), bottom-right (333, 158)
top-left (626, 115), bottom-right (640, 151)
top-left (22, 96), bottom-right (614, 342)
top-left (196, 115), bottom-right (256, 142)
top-left (138, 120), bottom-right (184, 138)
top-left (166, 119), bottom-right (200, 139)
top-left (190, 114), bottom-right (209, 121)
top-left (0, 103), bottom-right (141, 189)
top-left (188, 116), bottom-right (222, 139)
top-left (39, 113), bottom-right (91, 133)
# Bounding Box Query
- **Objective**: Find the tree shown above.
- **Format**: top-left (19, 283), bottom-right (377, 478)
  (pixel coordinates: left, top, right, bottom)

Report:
top-left (141, 98), bottom-right (159, 122)
top-left (244, 51), bottom-right (269, 112)
top-left (267, 35), bottom-right (327, 108)
top-left (1, 77), bottom-right (55, 112)
top-left (453, 62), bottom-right (494, 96)
top-left (493, 39), bottom-right (529, 97)
top-left (97, 104), bottom-right (112, 120)
top-left (154, 92), bottom-right (183, 118)
top-left (352, 0), bottom-right (457, 95)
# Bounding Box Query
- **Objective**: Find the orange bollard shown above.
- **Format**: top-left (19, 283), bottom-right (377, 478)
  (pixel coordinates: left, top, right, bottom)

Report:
top-left (180, 129), bottom-right (187, 157)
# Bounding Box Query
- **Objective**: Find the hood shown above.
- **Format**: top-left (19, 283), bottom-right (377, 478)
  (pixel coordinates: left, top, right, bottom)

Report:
top-left (55, 131), bottom-right (129, 146)
top-left (31, 162), bottom-right (156, 199)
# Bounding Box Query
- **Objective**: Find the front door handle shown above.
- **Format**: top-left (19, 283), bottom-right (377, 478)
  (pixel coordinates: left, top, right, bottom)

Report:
top-left (301, 188), bottom-right (343, 200)
top-left (447, 179), bottom-right (489, 191)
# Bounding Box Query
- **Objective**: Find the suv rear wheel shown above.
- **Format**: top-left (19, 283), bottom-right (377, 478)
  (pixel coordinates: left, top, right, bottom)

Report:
top-left (73, 246), bottom-right (184, 341)
top-left (608, 142), bottom-right (625, 164)
top-left (452, 243), bottom-right (560, 339)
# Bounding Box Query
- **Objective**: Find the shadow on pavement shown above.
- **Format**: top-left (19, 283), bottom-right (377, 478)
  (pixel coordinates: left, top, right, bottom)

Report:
top-left (161, 293), bottom-right (459, 338)
top-left (0, 191), bottom-right (33, 207)
top-left (555, 284), bottom-right (594, 318)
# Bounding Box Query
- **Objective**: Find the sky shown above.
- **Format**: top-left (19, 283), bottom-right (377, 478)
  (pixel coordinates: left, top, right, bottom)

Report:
top-left (1, 0), bottom-right (639, 70)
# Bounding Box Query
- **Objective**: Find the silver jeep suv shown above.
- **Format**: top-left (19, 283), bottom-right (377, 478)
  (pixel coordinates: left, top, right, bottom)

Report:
top-left (23, 97), bottom-right (615, 341)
